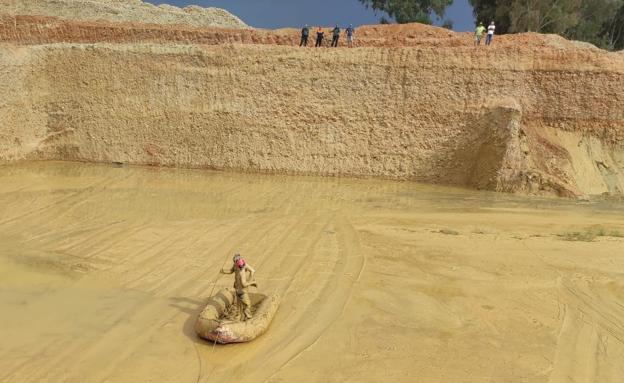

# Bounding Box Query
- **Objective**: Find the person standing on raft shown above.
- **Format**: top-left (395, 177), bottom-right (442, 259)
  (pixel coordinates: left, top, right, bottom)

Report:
top-left (221, 254), bottom-right (257, 320)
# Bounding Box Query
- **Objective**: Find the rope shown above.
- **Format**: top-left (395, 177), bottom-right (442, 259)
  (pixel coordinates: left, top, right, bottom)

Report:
top-left (195, 254), bottom-right (232, 383)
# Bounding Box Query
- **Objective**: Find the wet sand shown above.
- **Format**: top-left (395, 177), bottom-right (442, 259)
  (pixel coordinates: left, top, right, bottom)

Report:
top-left (1, 161), bottom-right (624, 383)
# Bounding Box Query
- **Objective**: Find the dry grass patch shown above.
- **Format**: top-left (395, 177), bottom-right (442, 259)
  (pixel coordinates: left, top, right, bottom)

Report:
top-left (559, 226), bottom-right (624, 242)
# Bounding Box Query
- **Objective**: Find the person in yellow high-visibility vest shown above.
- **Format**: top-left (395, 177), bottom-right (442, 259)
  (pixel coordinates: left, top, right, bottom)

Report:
top-left (475, 22), bottom-right (486, 46)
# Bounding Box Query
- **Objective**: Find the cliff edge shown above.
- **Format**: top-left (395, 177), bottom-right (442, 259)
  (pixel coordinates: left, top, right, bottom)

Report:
top-left (0, 4), bottom-right (623, 197)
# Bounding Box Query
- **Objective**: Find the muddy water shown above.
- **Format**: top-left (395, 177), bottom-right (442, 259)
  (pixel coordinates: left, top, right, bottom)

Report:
top-left (1, 161), bottom-right (624, 383)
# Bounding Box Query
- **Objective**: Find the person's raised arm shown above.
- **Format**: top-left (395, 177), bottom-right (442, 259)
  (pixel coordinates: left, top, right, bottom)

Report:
top-left (221, 265), bottom-right (234, 274)
top-left (246, 264), bottom-right (256, 280)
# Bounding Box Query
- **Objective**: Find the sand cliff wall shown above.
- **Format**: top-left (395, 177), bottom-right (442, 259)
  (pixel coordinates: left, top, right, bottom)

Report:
top-left (0, 17), bottom-right (623, 197)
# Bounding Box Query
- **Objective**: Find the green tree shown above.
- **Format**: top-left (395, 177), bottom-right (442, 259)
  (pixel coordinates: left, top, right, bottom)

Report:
top-left (442, 19), bottom-right (455, 29)
top-left (470, 0), bottom-right (582, 33)
top-left (470, 0), bottom-right (624, 50)
top-left (470, 0), bottom-right (513, 33)
top-left (604, 3), bottom-right (624, 50)
top-left (359, 0), bottom-right (453, 24)
top-left (565, 0), bottom-right (624, 50)
top-left (508, 0), bottom-right (582, 33)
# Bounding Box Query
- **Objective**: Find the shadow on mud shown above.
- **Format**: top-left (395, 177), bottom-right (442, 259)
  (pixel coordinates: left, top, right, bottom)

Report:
top-left (169, 296), bottom-right (206, 343)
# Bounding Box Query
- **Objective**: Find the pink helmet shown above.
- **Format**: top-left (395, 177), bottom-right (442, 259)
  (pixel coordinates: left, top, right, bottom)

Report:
top-left (236, 258), bottom-right (246, 268)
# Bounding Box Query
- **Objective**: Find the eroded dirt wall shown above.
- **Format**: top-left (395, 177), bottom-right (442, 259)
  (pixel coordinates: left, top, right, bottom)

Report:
top-left (0, 45), bottom-right (48, 162)
top-left (2, 43), bottom-right (622, 196)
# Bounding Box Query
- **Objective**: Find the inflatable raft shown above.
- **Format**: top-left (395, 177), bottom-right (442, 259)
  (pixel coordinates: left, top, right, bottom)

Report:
top-left (195, 288), bottom-right (280, 344)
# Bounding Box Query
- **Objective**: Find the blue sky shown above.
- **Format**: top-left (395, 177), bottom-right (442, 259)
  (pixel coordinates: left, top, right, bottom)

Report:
top-left (147, 0), bottom-right (476, 32)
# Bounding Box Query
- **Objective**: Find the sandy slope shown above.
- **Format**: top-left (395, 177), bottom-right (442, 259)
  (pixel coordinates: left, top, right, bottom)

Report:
top-left (1, 162), bottom-right (624, 382)
top-left (0, 0), bottom-right (248, 28)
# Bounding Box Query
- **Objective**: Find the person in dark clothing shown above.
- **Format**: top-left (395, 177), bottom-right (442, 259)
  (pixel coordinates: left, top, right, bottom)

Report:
top-left (315, 27), bottom-right (325, 47)
top-left (331, 24), bottom-right (340, 47)
top-left (300, 24), bottom-right (310, 47)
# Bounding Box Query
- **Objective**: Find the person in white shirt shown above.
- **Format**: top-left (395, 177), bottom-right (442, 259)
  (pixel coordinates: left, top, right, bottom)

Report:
top-left (486, 21), bottom-right (496, 46)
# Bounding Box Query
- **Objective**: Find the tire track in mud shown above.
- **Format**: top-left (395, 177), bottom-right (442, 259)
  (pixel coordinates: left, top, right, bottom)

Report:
top-left (0, 168), bottom-right (296, 382)
top-left (0, 167), bottom-right (370, 383)
top-left (115, 227), bottom-right (195, 281)
top-left (0, 173), bottom-right (130, 228)
top-left (0, 335), bottom-right (72, 382)
top-left (170, 213), bottom-right (322, 298)
top-left (147, 216), bottom-right (288, 297)
top-left (548, 277), bottom-right (624, 383)
top-left (22, 219), bottom-right (128, 248)
top-left (46, 223), bottom-right (137, 264)
top-left (0, 340), bottom-right (77, 383)
top-left (201, 214), bottom-right (366, 383)
top-left (0, 295), bottom-right (144, 383)
top-left (260, 215), bottom-right (366, 383)
top-left (137, 224), bottom-right (240, 294)
top-left (195, 213), bottom-right (335, 382)
top-left (0, 180), bottom-right (141, 383)
top-left (9, 217), bottom-right (274, 383)
top-left (80, 224), bottom-right (151, 261)
top-left (1, 177), bottom-right (311, 383)
top-left (30, 201), bottom-right (315, 383)
top-left (166, 186), bottom-right (307, 294)
top-left (190, 213), bottom-right (330, 382)
top-left (84, 215), bottom-right (322, 383)
top-left (118, 222), bottom-right (231, 291)
top-left (0, 172), bottom-right (135, 266)
top-left (0, 211), bottom-right (275, 383)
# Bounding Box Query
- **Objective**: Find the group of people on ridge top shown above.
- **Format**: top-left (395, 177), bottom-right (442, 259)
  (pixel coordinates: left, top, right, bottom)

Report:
top-left (299, 21), bottom-right (495, 48)
top-left (475, 21), bottom-right (496, 46)
top-left (300, 24), bottom-right (356, 48)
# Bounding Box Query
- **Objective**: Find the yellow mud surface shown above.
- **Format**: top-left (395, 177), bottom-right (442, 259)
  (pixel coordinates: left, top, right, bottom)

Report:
top-left (1, 161), bottom-right (624, 383)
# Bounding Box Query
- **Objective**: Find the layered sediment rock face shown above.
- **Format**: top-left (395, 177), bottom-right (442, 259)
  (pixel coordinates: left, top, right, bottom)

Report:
top-left (0, 5), bottom-right (623, 197)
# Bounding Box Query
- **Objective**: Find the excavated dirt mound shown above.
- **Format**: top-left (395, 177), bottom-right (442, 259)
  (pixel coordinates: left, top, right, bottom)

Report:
top-left (0, 0), bottom-right (248, 29)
